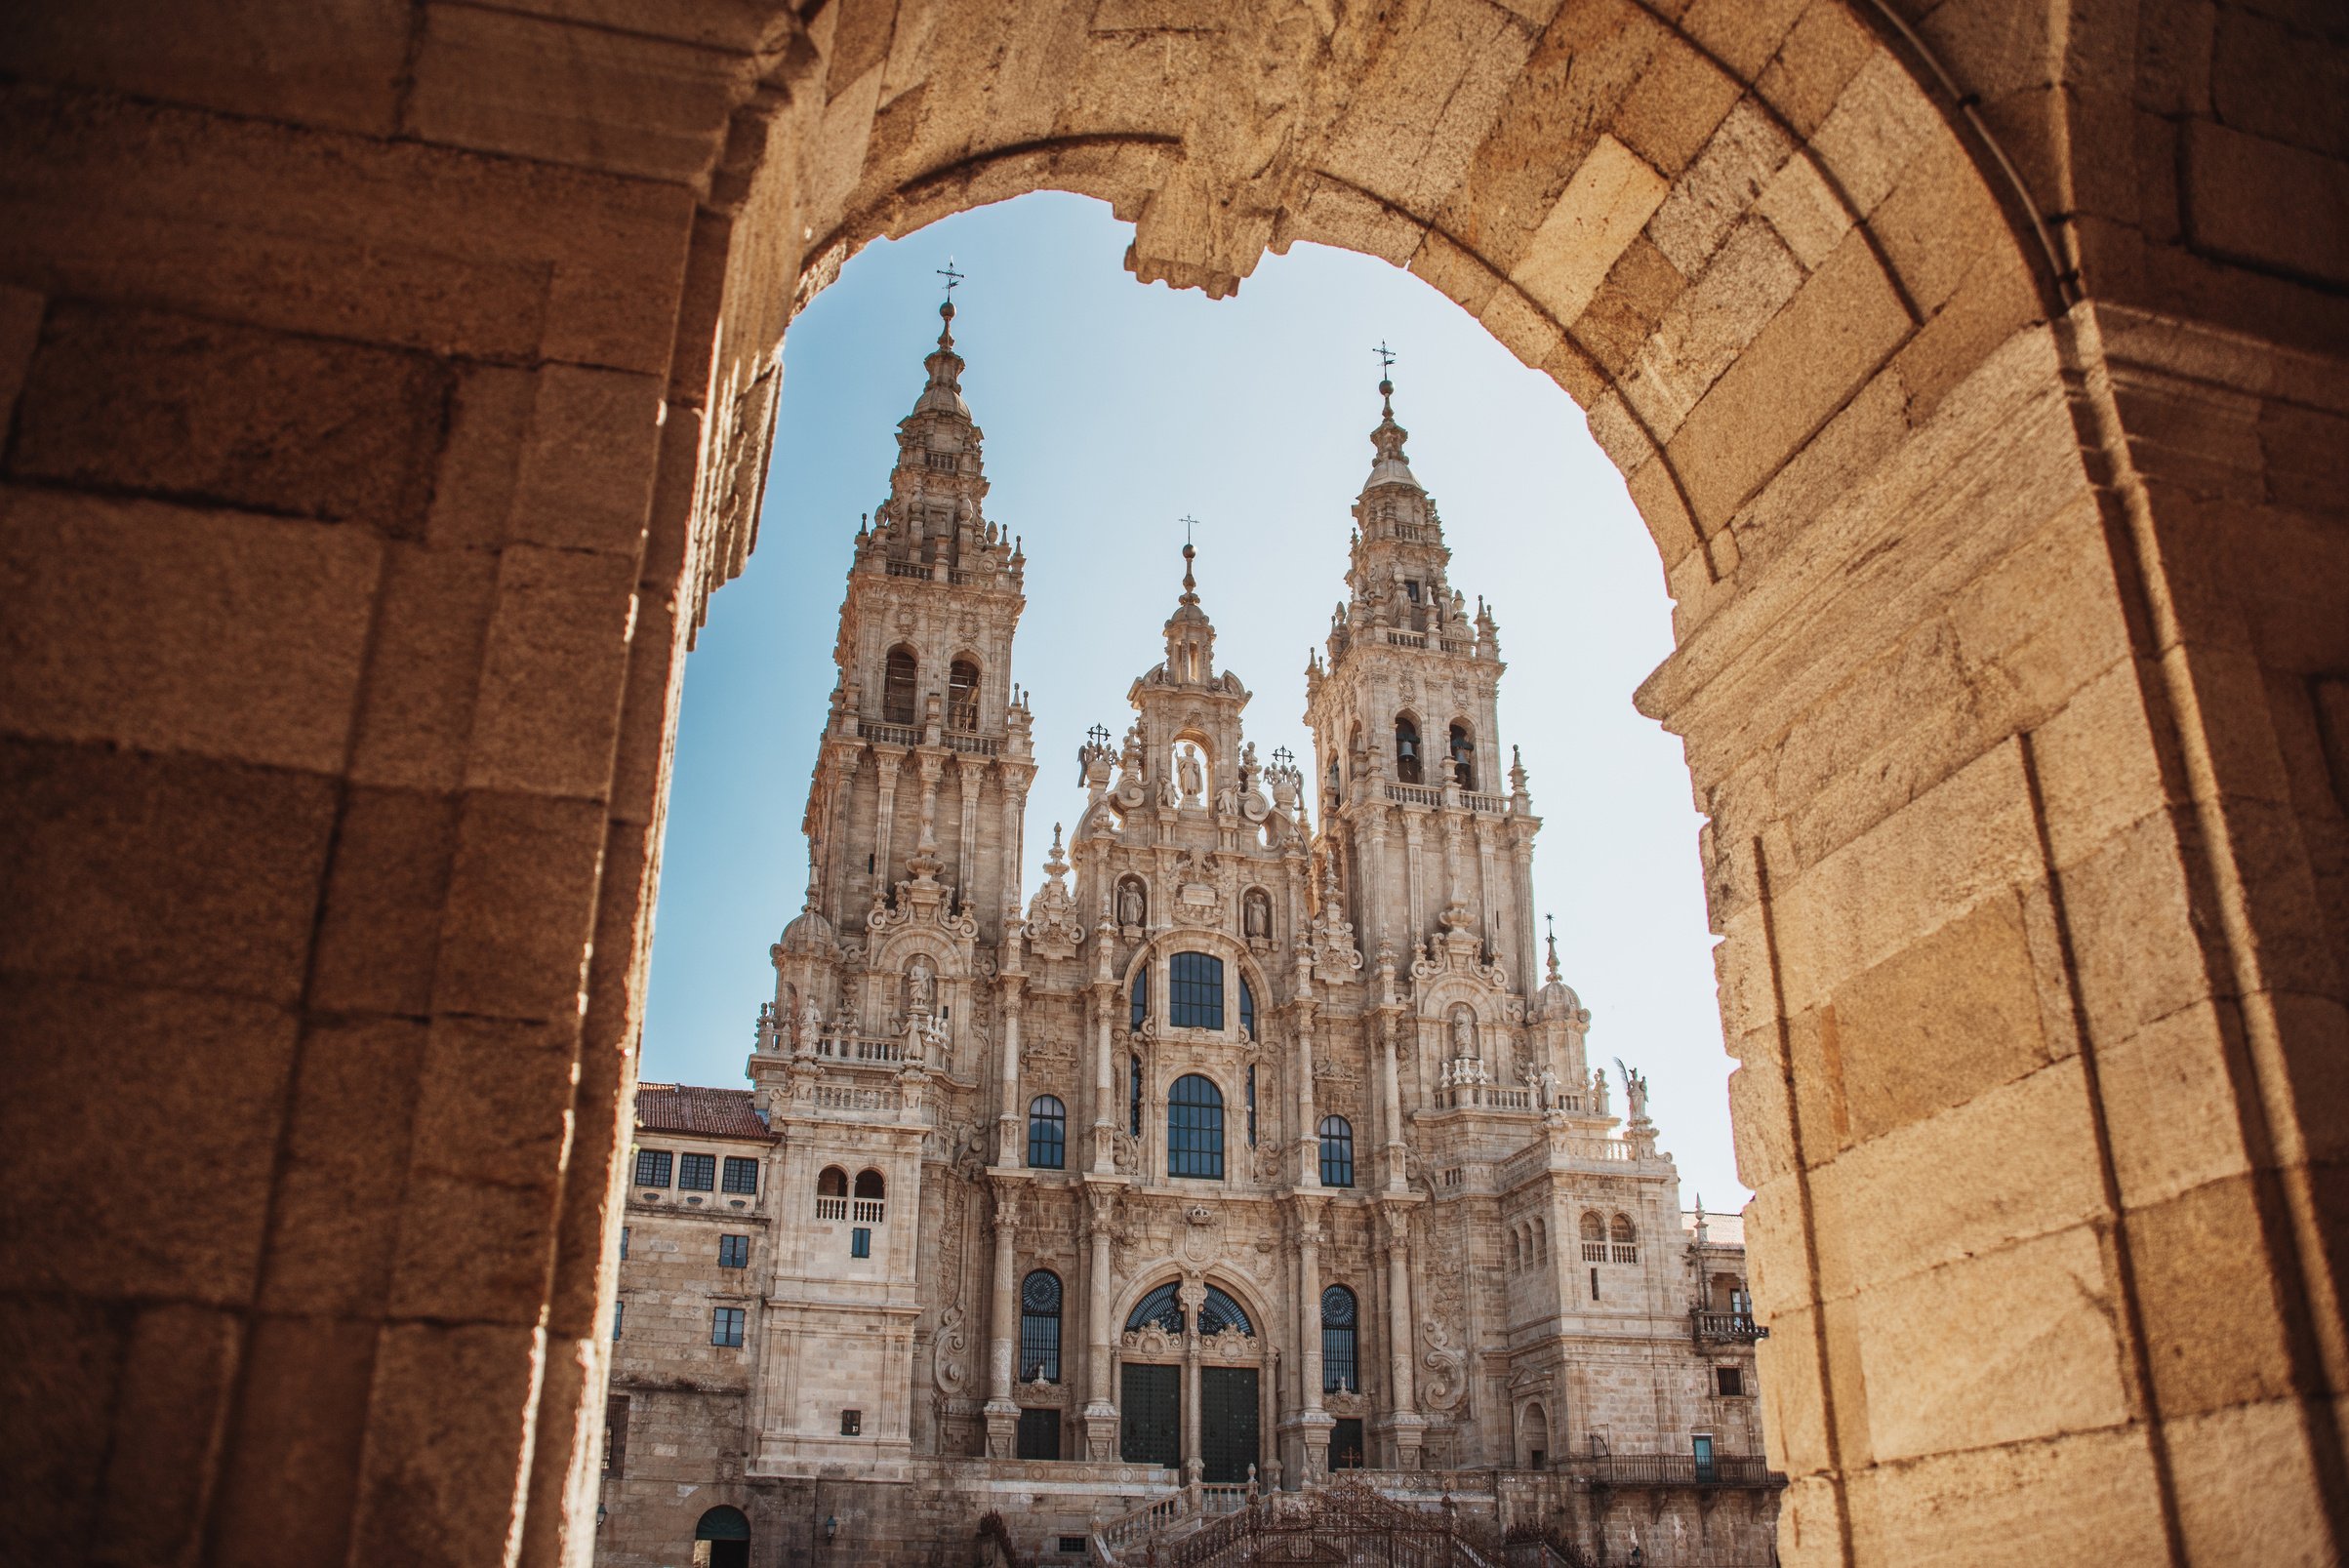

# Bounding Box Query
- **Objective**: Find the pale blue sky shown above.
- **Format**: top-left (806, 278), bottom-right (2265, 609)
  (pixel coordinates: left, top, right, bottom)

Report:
top-left (642, 192), bottom-right (1749, 1209)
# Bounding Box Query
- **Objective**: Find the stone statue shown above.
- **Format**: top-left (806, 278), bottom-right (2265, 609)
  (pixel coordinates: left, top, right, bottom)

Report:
top-left (1215, 782), bottom-right (1238, 816)
top-left (1243, 889), bottom-right (1272, 940)
top-left (908, 957), bottom-right (935, 1016)
top-left (1619, 1058), bottom-right (1649, 1121)
top-left (799, 995), bottom-right (824, 1050)
top-left (1178, 745), bottom-right (1204, 803)
top-left (1239, 741), bottom-right (1259, 786)
top-left (1450, 1006), bottom-right (1476, 1058)
top-left (1117, 878), bottom-right (1145, 929)
top-left (1594, 1067), bottom-right (1610, 1116)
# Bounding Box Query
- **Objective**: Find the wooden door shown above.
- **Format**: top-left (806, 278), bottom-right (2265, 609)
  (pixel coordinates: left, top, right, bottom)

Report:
top-left (1199, 1366), bottom-right (1259, 1483)
top-left (1120, 1364), bottom-right (1180, 1468)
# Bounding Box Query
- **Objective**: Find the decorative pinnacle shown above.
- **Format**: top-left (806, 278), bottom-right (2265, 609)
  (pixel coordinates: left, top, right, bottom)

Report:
top-left (1545, 914), bottom-right (1560, 984)
top-left (1179, 532), bottom-right (1199, 606)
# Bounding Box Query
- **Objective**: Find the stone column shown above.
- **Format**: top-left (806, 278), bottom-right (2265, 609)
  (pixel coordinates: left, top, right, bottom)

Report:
top-left (1377, 1204), bottom-right (1425, 1469)
top-left (873, 750), bottom-right (903, 896)
top-left (996, 972), bottom-right (1024, 1165)
top-left (1090, 985), bottom-right (1117, 1172)
top-left (1509, 831), bottom-right (1537, 997)
top-left (983, 1185), bottom-right (1020, 1457)
top-left (1178, 1279), bottom-right (1206, 1484)
top-left (1401, 810), bottom-right (1425, 941)
top-left (1082, 1186), bottom-right (1120, 1460)
top-left (1378, 1011), bottom-right (1408, 1192)
top-left (1291, 966), bottom-right (1319, 1187)
top-left (953, 752), bottom-right (979, 893)
top-left (998, 764), bottom-right (1029, 928)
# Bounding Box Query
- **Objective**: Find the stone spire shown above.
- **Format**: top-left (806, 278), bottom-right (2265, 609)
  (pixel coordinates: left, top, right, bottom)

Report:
top-left (913, 298), bottom-right (970, 418)
top-left (1362, 370), bottom-right (1424, 495)
top-left (1161, 541), bottom-right (1217, 684)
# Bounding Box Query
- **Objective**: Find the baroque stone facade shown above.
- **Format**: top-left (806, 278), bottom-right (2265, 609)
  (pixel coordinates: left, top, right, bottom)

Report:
top-left (597, 312), bottom-right (1775, 1565)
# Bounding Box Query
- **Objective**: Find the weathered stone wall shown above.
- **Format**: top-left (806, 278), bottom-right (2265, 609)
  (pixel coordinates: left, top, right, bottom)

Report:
top-left (2, 2), bottom-right (2341, 1565)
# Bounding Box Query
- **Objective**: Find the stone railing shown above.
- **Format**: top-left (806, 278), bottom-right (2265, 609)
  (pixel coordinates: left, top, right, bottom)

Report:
top-left (814, 1034), bottom-right (910, 1065)
top-left (1435, 1080), bottom-right (1533, 1111)
top-left (859, 718), bottom-right (922, 746)
top-left (1438, 636), bottom-right (1477, 656)
top-left (884, 558), bottom-right (931, 579)
top-left (1385, 782), bottom-right (1443, 806)
top-left (814, 1084), bottom-right (901, 1113)
top-left (1090, 1488), bottom-right (1186, 1564)
top-left (1495, 1135), bottom-right (1632, 1192)
top-left (1563, 1453), bottom-right (1782, 1489)
top-left (945, 731), bottom-right (1000, 756)
top-left (1460, 789), bottom-right (1508, 812)
top-left (1691, 1309), bottom-right (1767, 1344)
top-left (1392, 521), bottom-right (1438, 543)
top-left (852, 1198), bottom-right (886, 1224)
top-left (1386, 628), bottom-right (1429, 649)
top-left (814, 1196), bottom-right (848, 1220)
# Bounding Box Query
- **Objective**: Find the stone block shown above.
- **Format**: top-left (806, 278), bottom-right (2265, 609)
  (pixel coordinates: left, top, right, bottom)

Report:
top-left (0, 0), bottom-right (408, 134)
top-left (1820, 1057), bottom-right (2106, 1292)
top-left (410, 1014), bottom-right (584, 1191)
top-left (349, 1321), bottom-right (548, 1568)
top-left (405, 2), bottom-right (750, 185)
top-left (2165, 1393), bottom-right (2342, 1566)
top-left (509, 365), bottom-right (667, 557)
top-left (0, 739), bottom-right (336, 1002)
top-left (1609, 33), bottom-right (1740, 179)
top-left (349, 544), bottom-right (501, 793)
top-left (2025, 656), bottom-right (2168, 871)
top-left (2211, 7), bottom-right (2349, 163)
top-left (1625, 219), bottom-right (1803, 438)
top-left (1407, 226), bottom-right (1503, 322)
top-left (0, 1296), bottom-right (119, 1560)
top-left (1669, 229), bottom-right (1911, 531)
top-left (1770, 1473), bottom-right (1851, 1568)
top-left (1645, 101), bottom-right (1794, 278)
top-left (92, 1302), bottom-right (241, 1567)
top-left (1566, 233), bottom-right (1686, 379)
top-left (206, 1313), bottom-right (380, 1568)
top-left (2126, 1173), bottom-right (2301, 1420)
top-left (1807, 48), bottom-right (1941, 218)
top-left (425, 365), bottom-right (535, 551)
top-left (1753, 151), bottom-right (1851, 272)
top-left (2182, 120), bottom-right (2349, 291)
top-left (1869, 133), bottom-right (2011, 317)
top-left (429, 788), bottom-right (609, 1022)
top-left (1725, 363), bottom-right (1903, 575)
top-left (0, 284), bottom-right (42, 429)
top-left (464, 544), bottom-right (640, 800)
top-left (10, 302), bottom-right (450, 536)
top-left (1679, 0), bottom-right (1807, 81)
top-left (1622, 453), bottom-right (1699, 570)
top-left (386, 1168), bottom-right (564, 1325)
top-left (1754, 2), bottom-right (1876, 139)
top-left (0, 974), bottom-right (294, 1304)
top-left (307, 788), bottom-right (461, 1017)
top-left (256, 1015), bottom-right (428, 1316)
top-left (1843, 1422), bottom-right (2168, 1568)
top-left (2056, 808), bottom-right (2223, 1046)
top-left (1854, 1223), bottom-right (2130, 1461)
top-left (1505, 134), bottom-right (1670, 328)
top-left (0, 487), bottom-right (383, 773)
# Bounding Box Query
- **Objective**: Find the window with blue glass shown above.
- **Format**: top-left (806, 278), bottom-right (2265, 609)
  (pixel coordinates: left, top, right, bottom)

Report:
top-left (1169, 951), bottom-right (1224, 1029)
top-left (721, 1156), bottom-right (758, 1194)
top-left (710, 1306), bottom-right (745, 1347)
top-left (1130, 967), bottom-right (1148, 1030)
top-left (1321, 1285), bottom-right (1358, 1392)
top-left (1027, 1095), bottom-right (1067, 1170)
top-left (1198, 1286), bottom-right (1251, 1337)
top-left (717, 1233), bottom-right (749, 1268)
top-left (1318, 1114), bottom-right (1355, 1187)
top-left (632, 1149), bottom-right (671, 1188)
top-left (1126, 1281), bottom-right (1184, 1334)
top-left (677, 1152), bottom-right (715, 1191)
top-left (1020, 1269), bottom-right (1063, 1382)
top-left (850, 1226), bottom-right (871, 1258)
top-left (1238, 977), bottom-right (1255, 1039)
top-left (1245, 1066), bottom-right (1257, 1146)
top-left (1166, 1073), bottom-right (1225, 1179)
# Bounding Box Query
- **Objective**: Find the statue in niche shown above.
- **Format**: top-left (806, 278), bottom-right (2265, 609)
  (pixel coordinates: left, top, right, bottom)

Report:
top-left (1178, 745), bottom-right (1204, 804)
top-left (1243, 889), bottom-right (1272, 941)
top-left (1117, 877), bottom-right (1146, 930)
top-left (907, 957), bottom-right (936, 1017)
top-left (1449, 1005), bottom-right (1477, 1059)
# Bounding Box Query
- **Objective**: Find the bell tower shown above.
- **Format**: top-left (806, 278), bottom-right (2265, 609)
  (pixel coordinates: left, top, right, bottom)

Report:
top-left (1303, 372), bottom-right (1541, 991)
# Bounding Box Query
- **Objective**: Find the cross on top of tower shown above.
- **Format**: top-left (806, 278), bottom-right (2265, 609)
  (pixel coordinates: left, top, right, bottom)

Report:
top-left (938, 258), bottom-right (964, 301)
top-left (1374, 341), bottom-right (1397, 414)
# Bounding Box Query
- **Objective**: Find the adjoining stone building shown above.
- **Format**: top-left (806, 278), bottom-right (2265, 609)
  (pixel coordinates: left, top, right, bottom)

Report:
top-left (596, 306), bottom-right (1776, 1566)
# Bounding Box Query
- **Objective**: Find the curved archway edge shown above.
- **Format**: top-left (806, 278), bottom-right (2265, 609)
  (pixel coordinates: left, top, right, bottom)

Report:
top-left (0, 3), bottom-right (2342, 1566)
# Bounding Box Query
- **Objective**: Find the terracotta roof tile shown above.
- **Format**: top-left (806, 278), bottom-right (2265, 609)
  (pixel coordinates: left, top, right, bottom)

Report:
top-left (1681, 1209), bottom-right (1746, 1247)
top-left (632, 1082), bottom-right (775, 1142)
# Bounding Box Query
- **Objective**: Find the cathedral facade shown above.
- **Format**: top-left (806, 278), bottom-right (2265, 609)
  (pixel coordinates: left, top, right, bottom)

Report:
top-left (596, 305), bottom-right (1777, 1568)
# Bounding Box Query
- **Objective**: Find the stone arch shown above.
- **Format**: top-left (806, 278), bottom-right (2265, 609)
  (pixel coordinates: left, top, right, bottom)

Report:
top-left (1519, 1401), bottom-right (1552, 1468)
top-left (4, 3), bottom-right (2344, 1564)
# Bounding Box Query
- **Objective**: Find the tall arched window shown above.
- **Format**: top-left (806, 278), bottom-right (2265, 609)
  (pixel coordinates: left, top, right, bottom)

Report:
top-left (1167, 1073), bottom-right (1225, 1179)
top-left (1238, 976), bottom-right (1256, 1039)
top-left (1321, 1285), bottom-right (1359, 1392)
top-left (882, 646), bottom-right (918, 725)
top-left (1395, 714), bottom-right (1423, 783)
top-left (853, 1169), bottom-right (885, 1224)
top-left (1580, 1210), bottom-right (1606, 1261)
top-left (1169, 951), bottom-right (1224, 1029)
top-left (948, 658), bottom-right (980, 730)
top-left (1318, 1115), bottom-right (1355, 1187)
top-left (1448, 722), bottom-right (1476, 789)
top-left (1610, 1212), bottom-right (1638, 1264)
top-left (1027, 1095), bottom-right (1066, 1169)
top-left (1129, 965), bottom-right (1149, 1029)
top-left (1020, 1269), bottom-right (1062, 1382)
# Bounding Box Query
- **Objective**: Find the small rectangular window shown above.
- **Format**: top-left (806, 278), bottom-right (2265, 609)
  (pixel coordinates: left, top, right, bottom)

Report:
top-left (721, 1156), bottom-right (759, 1194)
top-left (1692, 1433), bottom-right (1717, 1482)
top-left (1059, 1538), bottom-right (1088, 1554)
top-left (711, 1306), bottom-right (746, 1347)
top-left (612, 1301), bottom-right (624, 1340)
top-left (851, 1226), bottom-right (871, 1259)
top-left (1716, 1366), bottom-right (1745, 1397)
top-left (619, 1226), bottom-right (629, 1261)
top-left (840, 1409), bottom-right (863, 1436)
top-left (604, 1395), bottom-right (628, 1476)
top-left (677, 1152), bottom-right (716, 1191)
top-left (632, 1149), bottom-right (671, 1188)
top-left (718, 1234), bottom-right (749, 1268)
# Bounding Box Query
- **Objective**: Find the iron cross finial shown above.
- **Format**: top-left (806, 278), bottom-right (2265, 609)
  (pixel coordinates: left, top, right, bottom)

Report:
top-left (937, 258), bottom-right (964, 301)
top-left (1180, 514), bottom-right (1199, 547)
top-left (1375, 341), bottom-right (1397, 375)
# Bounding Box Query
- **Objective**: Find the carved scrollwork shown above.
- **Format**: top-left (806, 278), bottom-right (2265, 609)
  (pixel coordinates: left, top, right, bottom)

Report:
top-left (1420, 1319), bottom-right (1467, 1412)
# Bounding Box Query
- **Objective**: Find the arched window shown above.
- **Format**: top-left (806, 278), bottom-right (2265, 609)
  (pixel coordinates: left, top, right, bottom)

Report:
top-left (1395, 714), bottom-right (1423, 783)
top-left (1610, 1212), bottom-right (1637, 1263)
top-left (1245, 1065), bottom-right (1257, 1147)
top-left (696, 1505), bottom-right (751, 1567)
top-left (855, 1169), bottom-right (885, 1199)
top-left (1509, 1229), bottom-right (1522, 1271)
top-left (1129, 964), bottom-right (1149, 1029)
top-left (948, 658), bottom-right (980, 730)
top-left (853, 1169), bottom-right (885, 1224)
top-left (1167, 1073), bottom-right (1225, 1180)
top-left (1521, 1402), bottom-right (1551, 1468)
top-left (1580, 1210), bottom-right (1606, 1262)
top-left (1020, 1269), bottom-right (1063, 1382)
top-left (882, 646), bottom-right (918, 725)
top-left (1169, 951), bottom-right (1224, 1029)
top-left (1321, 1285), bottom-right (1359, 1392)
top-left (1198, 1286), bottom-right (1252, 1337)
top-left (816, 1165), bottom-right (848, 1219)
top-left (1238, 976), bottom-right (1256, 1039)
top-left (1127, 1281), bottom-right (1184, 1334)
top-left (1129, 1053), bottom-right (1143, 1137)
top-left (1318, 1115), bottom-right (1355, 1187)
top-left (1449, 722), bottom-right (1476, 789)
top-left (1027, 1095), bottom-right (1066, 1169)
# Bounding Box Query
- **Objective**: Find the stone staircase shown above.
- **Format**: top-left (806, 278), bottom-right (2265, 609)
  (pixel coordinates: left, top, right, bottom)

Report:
top-left (1090, 1476), bottom-right (1515, 1568)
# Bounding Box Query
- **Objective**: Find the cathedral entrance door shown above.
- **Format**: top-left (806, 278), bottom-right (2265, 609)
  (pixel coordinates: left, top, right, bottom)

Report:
top-left (1199, 1366), bottom-right (1259, 1483)
top-left (1120, 1364), bottom-right (1180, 1469)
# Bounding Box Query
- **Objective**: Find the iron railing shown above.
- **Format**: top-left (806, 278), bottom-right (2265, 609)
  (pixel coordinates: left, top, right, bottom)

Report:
top-left (1691, 1309), bottom-right (1768, 1344)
